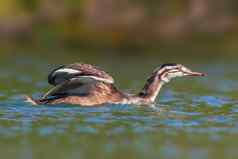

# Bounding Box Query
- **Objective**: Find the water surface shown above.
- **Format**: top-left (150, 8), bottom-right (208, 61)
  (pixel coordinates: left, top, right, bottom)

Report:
top-left (0, 52), bottom-right (237, 159)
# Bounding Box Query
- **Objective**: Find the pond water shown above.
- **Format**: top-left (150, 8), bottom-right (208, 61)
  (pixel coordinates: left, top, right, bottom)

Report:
top-left (0, 50), bottom-right (237, 159)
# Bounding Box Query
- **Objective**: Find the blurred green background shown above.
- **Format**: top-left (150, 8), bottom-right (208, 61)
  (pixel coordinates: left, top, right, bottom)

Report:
top-left (0, 0), bottom-right (238, 57)
top-left (0, 1), bottom-right (238, 159)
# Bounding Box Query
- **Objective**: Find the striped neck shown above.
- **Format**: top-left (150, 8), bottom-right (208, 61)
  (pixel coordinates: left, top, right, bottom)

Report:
top-left (137, 72), bottom-right (165, 103)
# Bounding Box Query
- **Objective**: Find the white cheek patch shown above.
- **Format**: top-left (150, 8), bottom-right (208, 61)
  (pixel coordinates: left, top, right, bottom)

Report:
top-left (160, 71), bottom-right (183, 83)
top-left (158, 66), bottom-right (178, 74)
top-left (167, 72), bottom-right (183, 78)
top-left (160, 73), bottom-right (170, 83)
top-left (181, 66), bottom-right (191, 72)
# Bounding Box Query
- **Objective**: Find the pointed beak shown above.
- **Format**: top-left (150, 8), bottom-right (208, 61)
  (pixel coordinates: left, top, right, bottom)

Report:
top-left (185, 70), bottom-right (206, 77)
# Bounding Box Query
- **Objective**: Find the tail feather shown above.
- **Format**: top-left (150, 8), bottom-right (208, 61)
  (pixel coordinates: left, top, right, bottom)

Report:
top-left (24, 95), bottom-right (39, 105)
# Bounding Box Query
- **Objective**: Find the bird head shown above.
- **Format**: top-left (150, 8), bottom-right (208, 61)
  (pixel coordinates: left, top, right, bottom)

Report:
top-left (155, 63), bottom-right (206, 83)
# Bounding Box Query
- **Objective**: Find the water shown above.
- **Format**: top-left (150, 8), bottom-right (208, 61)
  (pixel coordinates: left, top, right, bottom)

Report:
top-left (0, 51), bottom-right (238, 159)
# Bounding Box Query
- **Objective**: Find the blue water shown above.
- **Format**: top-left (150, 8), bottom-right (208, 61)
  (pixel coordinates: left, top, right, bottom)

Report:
top-left (0, 53), bottom-right (237, 159)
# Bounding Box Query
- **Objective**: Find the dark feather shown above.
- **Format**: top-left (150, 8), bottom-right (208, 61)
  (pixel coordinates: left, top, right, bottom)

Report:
top-left (160, 63), bottom-right (177, 69)
top-left (47, 63), bottom-right (114, 86)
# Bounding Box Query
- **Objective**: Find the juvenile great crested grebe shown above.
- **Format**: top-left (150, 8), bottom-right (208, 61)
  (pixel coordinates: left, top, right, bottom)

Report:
top-left (25, 63), bottom-right (206, 106)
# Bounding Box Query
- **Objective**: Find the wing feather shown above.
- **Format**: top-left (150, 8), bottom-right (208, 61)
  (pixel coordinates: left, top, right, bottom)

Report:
top-left (42, 77), bottom-right (97, 99)
top-left (48, 63), bottom-right (114, 86)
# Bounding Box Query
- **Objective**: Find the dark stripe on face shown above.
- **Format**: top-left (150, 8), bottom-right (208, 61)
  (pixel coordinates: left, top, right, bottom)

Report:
top-left (160, 63), bottom-right (177, 69)
top-left (158, 68), bottom-right (179, 79)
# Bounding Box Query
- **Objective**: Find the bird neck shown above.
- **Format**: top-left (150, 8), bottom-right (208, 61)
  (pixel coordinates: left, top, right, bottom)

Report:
top-left (137, 73), bottom-right (165, 104)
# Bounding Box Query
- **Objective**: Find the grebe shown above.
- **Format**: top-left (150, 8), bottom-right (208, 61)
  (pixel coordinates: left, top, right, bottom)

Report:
top-left (25, 63), bottom-right (206, 106)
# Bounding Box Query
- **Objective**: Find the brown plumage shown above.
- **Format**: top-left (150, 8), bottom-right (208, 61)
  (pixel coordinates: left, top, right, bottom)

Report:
top-left (25, 63), bottom-right (205, 106)
top-left (48, 63), bottom-right (114, 86)
top-left (26, 82), bottom-right (125, 106)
